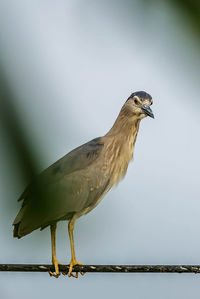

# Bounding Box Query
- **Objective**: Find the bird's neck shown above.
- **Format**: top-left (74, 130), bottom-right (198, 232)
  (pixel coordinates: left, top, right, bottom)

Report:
top-left (105, 105), bottom-right (141, 146)
top-left (102, 106), bottom-right (141, 186)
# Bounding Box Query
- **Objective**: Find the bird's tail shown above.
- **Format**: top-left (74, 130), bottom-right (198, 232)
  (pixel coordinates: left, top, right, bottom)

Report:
top-left (13, 223), bottom-right (21, 238)
top-left (13, 206), bottom-right (26, 238)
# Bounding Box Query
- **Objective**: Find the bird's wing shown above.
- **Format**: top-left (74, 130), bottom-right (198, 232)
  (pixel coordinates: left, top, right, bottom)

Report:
top-left (18, 137), bottom-right (104, 202)
top-left (14, 164), bottom-right (109, 237)
top-left (14, 137), bottom-right (109, 236)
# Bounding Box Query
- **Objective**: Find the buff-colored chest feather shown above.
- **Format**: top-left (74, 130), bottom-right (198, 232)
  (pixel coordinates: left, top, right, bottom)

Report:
top-left (102, 130), bottom-right (138, 187)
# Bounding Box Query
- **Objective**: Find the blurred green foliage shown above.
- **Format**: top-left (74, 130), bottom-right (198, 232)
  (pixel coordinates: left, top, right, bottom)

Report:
top-left (0, 68), bottom-right (40, 188)
top-left (171, 0), bottom-right (200, 34)
top-left (145, 0), bottom-right (200, 37)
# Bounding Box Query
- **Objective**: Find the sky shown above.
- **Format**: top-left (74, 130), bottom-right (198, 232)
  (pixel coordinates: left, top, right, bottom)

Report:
top-left (0, 1), bottom-right (200, 298)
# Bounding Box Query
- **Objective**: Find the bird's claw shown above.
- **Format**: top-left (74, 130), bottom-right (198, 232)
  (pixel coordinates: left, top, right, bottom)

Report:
top-left (67, 260), bottom-right (83, 278)
top-left (49, 271), bottom-right (60, 278)
top-left (49, 259), bottom-right (62, 278)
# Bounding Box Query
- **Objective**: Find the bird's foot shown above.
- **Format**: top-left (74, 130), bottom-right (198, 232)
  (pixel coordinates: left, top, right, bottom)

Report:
top-left (49, 258), bottom-right (62, 278)
top-left (67, 259), bottom-right (83, 278)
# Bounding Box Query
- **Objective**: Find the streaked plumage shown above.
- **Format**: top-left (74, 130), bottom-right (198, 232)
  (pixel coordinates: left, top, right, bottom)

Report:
top-left (13, 91), bottom-right (154, 277)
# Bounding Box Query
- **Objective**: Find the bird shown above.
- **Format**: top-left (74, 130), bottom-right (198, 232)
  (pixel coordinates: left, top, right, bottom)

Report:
top-left (13, 91), bottom-right (154, 278)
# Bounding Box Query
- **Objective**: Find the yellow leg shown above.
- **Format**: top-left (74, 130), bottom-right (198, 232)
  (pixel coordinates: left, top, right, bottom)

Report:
top-left (68, 216), bottom-right (83, 278)
top-left (49, 224), bottom-right (62, 278)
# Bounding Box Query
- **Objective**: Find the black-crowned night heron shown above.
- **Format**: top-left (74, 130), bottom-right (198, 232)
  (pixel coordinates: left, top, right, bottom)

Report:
top-left (13, 91), bottom-right (154, 278)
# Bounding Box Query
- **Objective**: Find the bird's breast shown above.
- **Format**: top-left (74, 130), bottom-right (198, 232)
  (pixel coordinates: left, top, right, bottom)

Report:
top-left (102, 136), bottom-right (135, 187)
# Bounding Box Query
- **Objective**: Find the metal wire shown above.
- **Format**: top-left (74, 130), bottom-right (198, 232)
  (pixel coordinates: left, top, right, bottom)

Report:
top-left (1, 264), bottom-right (200, 274)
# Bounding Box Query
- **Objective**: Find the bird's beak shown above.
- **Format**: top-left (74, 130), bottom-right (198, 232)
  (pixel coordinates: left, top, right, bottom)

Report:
top-left (141, 105), bottom-right (154, 118)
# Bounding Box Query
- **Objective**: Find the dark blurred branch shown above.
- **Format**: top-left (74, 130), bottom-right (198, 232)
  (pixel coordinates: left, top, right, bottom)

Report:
top-left (0, 65), bottom-right (47, 210)
top-left (0, 68), bottom-right (40, 182)
top-left (1, 264), bottom-right (200, 274)
top-left (170, 0), bottom-right (200, 34)
top-left (143, 0), bottom-right (200, 39)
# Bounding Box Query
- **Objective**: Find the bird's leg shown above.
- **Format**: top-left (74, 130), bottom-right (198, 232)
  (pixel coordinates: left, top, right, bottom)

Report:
top-left (67, 216), bottom-right (83, 278)
top-left (49, 224), bottom-right (62, 278)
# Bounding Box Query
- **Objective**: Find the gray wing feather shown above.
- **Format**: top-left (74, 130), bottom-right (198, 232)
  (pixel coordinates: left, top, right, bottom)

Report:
top-left (18, 137), bottom-right (104, 201)
top-left (14, 137), bottom-right (107, 237)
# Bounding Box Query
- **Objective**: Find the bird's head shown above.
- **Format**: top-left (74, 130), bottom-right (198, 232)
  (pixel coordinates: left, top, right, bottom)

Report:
top-left (125, 91), bottom-right (154, 119)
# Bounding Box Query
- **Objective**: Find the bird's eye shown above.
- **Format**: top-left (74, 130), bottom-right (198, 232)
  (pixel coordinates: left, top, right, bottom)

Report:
top-left (134, 98), bottom-right (139, 105)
